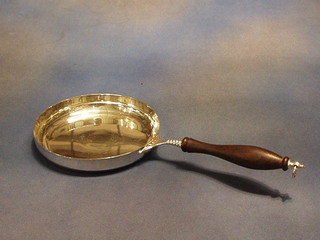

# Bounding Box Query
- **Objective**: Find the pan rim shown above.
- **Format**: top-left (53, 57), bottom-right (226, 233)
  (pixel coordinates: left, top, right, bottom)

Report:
top-left (33, 93), bottom-right (160, 161)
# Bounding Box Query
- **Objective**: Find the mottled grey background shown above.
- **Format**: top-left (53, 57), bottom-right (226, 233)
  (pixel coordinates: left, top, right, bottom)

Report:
top-left (1, 1), bottom-right (319, 239)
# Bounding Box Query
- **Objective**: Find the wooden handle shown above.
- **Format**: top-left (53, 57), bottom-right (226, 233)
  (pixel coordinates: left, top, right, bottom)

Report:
top-left (181, 137), bottom-right (289, 170)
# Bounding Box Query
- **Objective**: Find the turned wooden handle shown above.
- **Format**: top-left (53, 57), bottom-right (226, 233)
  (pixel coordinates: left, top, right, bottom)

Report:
top-left (181, 137), bottom-right (289, 170)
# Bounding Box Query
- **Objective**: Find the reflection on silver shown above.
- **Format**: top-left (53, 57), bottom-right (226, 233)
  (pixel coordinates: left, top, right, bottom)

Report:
top-left (33, 94), bottom-right (179, 171)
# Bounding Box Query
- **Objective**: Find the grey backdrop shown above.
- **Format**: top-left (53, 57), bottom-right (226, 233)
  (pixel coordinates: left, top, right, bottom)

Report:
top-left (1, 1), bottom-right (319, 239)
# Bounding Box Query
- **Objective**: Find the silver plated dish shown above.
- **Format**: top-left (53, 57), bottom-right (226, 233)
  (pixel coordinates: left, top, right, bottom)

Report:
top-left (33, 94), bottom-right (303, 176)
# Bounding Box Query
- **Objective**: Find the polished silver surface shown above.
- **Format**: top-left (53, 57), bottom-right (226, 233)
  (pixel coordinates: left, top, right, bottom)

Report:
top-left (33, 94), bottom-right (157, 170)
top-left (33, 94), bottom-right (181, 171)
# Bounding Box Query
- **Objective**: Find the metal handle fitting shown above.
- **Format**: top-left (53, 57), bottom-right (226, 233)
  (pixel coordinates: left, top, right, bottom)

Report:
top-left (288, 160), bottom-right (304, 178)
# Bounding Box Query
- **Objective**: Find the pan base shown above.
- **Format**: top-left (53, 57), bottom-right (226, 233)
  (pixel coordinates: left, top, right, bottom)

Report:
top-left (46, 122), bottom-right (148, 158)
top-left (36, 100), bottom-right (156, 159)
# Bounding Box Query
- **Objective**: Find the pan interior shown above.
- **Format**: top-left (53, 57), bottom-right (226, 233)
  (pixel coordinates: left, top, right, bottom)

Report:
top-left (34, 94), bottom-right (159, 159)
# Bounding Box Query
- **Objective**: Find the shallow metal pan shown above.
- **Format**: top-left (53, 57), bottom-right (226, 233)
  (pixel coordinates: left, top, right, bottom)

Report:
top-left (33, 94), bottom-right (303, 176)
